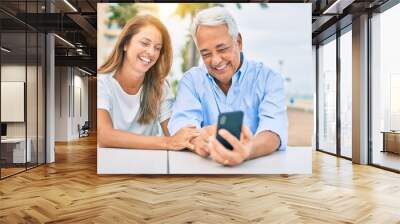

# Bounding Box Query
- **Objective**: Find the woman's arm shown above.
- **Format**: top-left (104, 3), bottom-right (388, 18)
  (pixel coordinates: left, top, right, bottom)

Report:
top-left (98, 110), bottom-right (199, 150)
top-left (97, 109), bottom-right (170, 149)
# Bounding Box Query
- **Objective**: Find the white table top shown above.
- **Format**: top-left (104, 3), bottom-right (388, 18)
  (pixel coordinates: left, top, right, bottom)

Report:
top-left (97, 147), bottom-right (312, 174)
top-left (97, 148), bottom-right (168, 174)
top-left (169, 147), bottom-right (312, 174)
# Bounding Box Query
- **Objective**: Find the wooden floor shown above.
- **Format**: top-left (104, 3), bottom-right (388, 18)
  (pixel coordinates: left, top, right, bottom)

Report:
top-left (1, 167), bottom-right (26, 178)
top-left (1, 135), bottom-right (400, 223)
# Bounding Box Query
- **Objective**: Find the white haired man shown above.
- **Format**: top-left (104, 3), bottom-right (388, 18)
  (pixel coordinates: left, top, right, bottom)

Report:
top-left (168, 7), bottom-right (288, 166)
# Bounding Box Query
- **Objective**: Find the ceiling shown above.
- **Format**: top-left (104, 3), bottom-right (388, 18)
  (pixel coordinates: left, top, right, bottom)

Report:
top-left (0, 0), bottom-right (392, 74)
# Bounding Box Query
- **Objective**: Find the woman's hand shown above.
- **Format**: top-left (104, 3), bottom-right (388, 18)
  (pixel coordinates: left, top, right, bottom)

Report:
top-left (189, 124), bottom-right (217, 158)
top-left (166, 125), bottom-right (200, 150)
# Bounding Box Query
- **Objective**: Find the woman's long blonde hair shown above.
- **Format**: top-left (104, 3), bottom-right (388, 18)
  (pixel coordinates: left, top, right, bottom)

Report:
top-left (98, 15), bottom-right (172, 124)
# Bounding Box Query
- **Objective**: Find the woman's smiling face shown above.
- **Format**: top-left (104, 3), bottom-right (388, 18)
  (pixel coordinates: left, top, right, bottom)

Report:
top-left (124, 25), bottom-right (163, 75)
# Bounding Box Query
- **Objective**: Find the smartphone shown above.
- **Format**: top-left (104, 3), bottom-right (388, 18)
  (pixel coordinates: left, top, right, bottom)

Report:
top-left (216, 111), bottom-right (244, 150)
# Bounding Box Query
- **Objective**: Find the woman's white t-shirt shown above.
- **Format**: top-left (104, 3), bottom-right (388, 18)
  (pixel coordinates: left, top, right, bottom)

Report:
top-left (97, 74), bottom-right (174, 136)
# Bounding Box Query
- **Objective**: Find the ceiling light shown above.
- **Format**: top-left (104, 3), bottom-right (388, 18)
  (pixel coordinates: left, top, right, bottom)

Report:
top-left (78, 67), bottom-right (93, 76)
top-left (1, 47), bottom-right (11, 53)
top-left (323, 0), bottom-right (355, 14)
top-left (63, 0), bottom-right (78, 12)
top-left (54, 34), bottom-right (75, 48)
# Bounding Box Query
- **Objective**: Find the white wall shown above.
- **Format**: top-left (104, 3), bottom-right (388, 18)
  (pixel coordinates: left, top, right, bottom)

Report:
top-left (55, 66), bottom-right (69, 141)
top-left (1, 63), bottom-right (46, 164)
top-left (72, 73), bottom-right (89, 138)
top-left (54, 67), bottom-right (89, 141)
top-left (1, 64), bottom-right (25, 127)
top-left (1, 65), bottom-right (36, 138)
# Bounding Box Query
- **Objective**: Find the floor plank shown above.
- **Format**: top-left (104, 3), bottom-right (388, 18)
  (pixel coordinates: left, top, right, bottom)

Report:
top-left (0, 134), bottom-right (399, 223)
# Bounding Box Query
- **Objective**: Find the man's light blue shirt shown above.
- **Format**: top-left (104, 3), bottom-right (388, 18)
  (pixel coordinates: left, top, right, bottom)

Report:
top-left (168, 53), bottom-right (288, 150)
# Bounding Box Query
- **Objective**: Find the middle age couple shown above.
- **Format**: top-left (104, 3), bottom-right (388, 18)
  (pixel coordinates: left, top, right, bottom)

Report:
top-left (97, 7), bottom-right (288, 166)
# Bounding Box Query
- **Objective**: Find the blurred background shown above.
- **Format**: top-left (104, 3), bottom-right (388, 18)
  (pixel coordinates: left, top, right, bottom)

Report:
top-left (97, 3), bottom-right (313, 147)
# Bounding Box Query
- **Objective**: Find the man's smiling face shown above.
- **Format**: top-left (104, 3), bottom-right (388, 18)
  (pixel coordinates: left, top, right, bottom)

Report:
top-left (196, 24), bottom-right (242, 84)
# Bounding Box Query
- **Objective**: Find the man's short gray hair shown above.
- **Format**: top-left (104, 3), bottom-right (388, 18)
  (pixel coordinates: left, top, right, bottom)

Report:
top-left (191, 6), bottom-right (239, 46)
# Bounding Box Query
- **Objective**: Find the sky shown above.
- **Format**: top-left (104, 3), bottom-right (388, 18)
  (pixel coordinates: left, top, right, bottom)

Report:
top-left (225, 3), bottom-right (313, 97)
top-left (159, 3), bottom-right (313, 97)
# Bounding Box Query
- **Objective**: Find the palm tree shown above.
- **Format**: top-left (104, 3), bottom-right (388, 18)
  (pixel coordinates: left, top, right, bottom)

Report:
top-left (173, 3), bottom-right (218, 71)
top-left (174, 3), bottom-right (267, 71)
top-left (108, 3), bottom-right (158, 27)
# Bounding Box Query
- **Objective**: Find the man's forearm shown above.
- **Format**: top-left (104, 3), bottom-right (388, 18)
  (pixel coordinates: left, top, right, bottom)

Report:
top-left (247, 131), bottom-right (280, 160)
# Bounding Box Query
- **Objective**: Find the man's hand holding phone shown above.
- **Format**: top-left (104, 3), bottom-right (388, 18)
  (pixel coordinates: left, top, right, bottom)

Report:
top-left (188, 111), bottom-right (255, 166)
top-left (204, 111), bottom-right (253, 166)
top-left (208, 125), bottom-right (253, 166)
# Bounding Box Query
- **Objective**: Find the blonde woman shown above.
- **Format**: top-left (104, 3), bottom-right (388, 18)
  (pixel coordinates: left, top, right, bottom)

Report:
top-left (97, 15), bottom-right (199, 150)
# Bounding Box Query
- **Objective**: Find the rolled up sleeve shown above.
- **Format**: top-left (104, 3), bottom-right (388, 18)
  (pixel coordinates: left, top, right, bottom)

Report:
top-left (168, 74), bottom-right (203, 135)
top-left (256, 71), bottom-right (288, 150)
